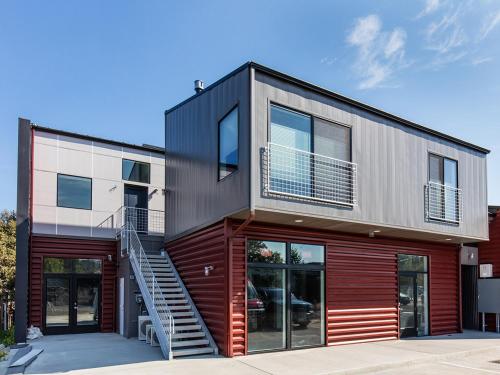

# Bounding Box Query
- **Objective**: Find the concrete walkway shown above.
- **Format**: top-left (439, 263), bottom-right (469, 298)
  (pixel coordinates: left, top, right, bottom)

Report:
top-left (25, 330), bottom-right (500, 375)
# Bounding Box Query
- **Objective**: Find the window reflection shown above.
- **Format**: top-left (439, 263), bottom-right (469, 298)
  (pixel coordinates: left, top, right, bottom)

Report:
top-left (247, 240), bottom-right (286, 264)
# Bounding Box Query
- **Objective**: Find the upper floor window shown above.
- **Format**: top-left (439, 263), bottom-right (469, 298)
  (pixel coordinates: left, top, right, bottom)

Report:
top-left (57, 174), bottom-right (92, 210)
top-left (267, 104), bottom-right (355, 206)
top-left (269, 105), bottom-right (351, 161)
top-left (429, 154), bottom-right (457, 188)
top-left (218, 106), bottom-right (239, 180)
top-left (122, 159), bottom-right (150, 184)
top-left (427, 154), bottom-right (461, 223)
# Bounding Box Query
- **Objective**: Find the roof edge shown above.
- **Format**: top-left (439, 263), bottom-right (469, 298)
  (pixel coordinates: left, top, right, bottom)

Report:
top-left (164, 61), bottom-right (489, 154)
top-left (249, 62), bottom-right (490, 155)
top-left (30, 123), bottom-right (165, 154)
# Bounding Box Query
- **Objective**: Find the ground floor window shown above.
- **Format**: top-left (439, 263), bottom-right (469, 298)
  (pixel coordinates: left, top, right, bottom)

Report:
top-left (44, 257), bottom-right (102, 334)
top-left (247, 240), bottom-right (325, 352)
top-left (398, 254), bottom-right (429, 337)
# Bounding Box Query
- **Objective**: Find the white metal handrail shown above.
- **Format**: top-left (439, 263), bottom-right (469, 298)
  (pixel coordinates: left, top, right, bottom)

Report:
top-left (116, 206), bottom-right (164, 235)
top-left (124, 222), bottom-right (174, 359)
top-left (263, 142), bottom-right (357, 206)
top-left (425, 181), bottom-right (462, 224)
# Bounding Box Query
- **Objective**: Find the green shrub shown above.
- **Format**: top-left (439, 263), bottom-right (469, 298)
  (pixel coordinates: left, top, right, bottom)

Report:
top-left (0, 327), bottom-right (14, 347)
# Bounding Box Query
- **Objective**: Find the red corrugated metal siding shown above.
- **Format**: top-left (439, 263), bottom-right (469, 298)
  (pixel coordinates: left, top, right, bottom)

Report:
top-left (166, 222), bottom-right (228, 355)
top-left (479, 214), bottom-right (500, 331)
top-left (231, 222), bottom-right (460, 351)
top-left (29, 235), bottom-right (117, 332)
top-left (230, 234), bottom-right (246, 356)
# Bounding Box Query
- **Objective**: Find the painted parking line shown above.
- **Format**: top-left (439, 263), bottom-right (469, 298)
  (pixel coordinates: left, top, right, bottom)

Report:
top-left (440, 361), bottom-right (500, 374)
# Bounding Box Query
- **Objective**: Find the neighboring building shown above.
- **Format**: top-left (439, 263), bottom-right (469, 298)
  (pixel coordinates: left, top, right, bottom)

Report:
top-left (165, 62), bottom-right (490, 356)
top-left (15, 120), bottom-right (165, 341)
top-left (477, 206), bottom-right (500, 330)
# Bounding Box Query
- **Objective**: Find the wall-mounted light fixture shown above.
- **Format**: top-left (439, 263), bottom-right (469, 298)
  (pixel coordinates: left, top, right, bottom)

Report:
top-left (107, 254), bottom-right (113, 262)
top-left (204, 265), bottom-right (214, 276)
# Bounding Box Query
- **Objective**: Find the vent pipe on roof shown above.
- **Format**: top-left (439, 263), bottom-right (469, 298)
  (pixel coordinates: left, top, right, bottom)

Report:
top-left (194, 80), bottom-right (204, 93)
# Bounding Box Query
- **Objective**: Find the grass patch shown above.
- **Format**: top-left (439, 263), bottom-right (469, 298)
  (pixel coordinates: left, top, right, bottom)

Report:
top-left (0, 327), bottom-right (15, 347)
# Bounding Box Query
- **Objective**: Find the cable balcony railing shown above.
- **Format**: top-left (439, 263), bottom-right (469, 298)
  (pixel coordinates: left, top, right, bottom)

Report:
top-left (263, 142), bottom-right (358, 207)
top-left (425, 182), bottom-right (462, 224)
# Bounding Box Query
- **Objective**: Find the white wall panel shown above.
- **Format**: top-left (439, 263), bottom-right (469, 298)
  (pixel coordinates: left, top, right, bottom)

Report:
top-left (32, 130), bottom-right (165, 238)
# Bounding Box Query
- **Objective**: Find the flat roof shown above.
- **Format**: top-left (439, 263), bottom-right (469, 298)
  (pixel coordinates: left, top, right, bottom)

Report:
top-left (166, 61), bottom-right (490, 155)
top-left (29, 122), bottom-right (165, 154)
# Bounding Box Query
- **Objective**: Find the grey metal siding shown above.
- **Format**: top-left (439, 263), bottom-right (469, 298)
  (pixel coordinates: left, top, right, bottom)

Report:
top-left (251, 70), bottom-right (488, 241)
top-left (165, 68), bottom-right (251, 239)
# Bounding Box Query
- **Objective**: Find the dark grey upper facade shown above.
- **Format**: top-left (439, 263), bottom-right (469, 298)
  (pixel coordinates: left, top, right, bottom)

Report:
top-left (165, 62), bottom-right (489, 243)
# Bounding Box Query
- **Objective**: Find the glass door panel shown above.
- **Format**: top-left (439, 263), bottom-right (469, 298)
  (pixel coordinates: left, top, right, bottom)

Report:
top-left (248, 268), bottom-right (286, 352)
top-left (45, 277), bottom-right (70, 329)
top-left (416, 273), bottom-right (429, 336)
top-left (290, 270), bottom-right (325, 348)
top-left (270, 105), bottom-right (312, 197)
top-left (75, 278), bottom-right (100, 327)
top-left (399, 275), bottom-right (416, 337)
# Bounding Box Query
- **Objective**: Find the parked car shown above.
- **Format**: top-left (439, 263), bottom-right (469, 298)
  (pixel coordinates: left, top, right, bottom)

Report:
top-left (257, 287), bottom-right (314, 328)
top-left (247, 279), bottom-right (265, 331)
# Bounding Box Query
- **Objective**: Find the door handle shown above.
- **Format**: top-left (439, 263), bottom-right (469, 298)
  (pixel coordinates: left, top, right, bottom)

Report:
top-left (73, 303), bottom-right (78, 310)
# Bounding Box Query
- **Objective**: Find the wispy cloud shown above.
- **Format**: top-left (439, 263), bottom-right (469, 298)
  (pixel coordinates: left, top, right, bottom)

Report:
top-left (346, 15), bottom-right (408, 89)
top-left (471, 56), bottom-right (493, 66)
top-left (421, 2), bottom-right (471, 67)
top-left (479, 10), bottom-right (500, 40)
top-left (417, 0), bottom-right (441, 18)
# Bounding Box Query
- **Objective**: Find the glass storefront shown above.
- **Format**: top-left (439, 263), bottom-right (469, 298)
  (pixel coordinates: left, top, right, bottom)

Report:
top-left (247, 240), bottom-right (325, 352)
top-left (398, 254), bottom-right (429, 337)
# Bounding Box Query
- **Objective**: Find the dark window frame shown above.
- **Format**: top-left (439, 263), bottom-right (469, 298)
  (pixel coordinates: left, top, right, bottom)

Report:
top-left (122, 159), bottom-right (151, 184)
top-left (427, 152), bottom-right (459, 188)
top-left (267, 101), bottom-right (353, 162)
top-left (397, 253), bottom-right (430, 337)
top-left (57, 173), bottom-right (92, 210)
top-left (217, 104), bottom-right (240, 181)
top-left (246, 238), bottom-right (326, 353)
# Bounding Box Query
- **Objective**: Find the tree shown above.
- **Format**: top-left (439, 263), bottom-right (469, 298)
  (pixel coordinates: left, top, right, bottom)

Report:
top-left (0, 210), bottom-right (16, 299)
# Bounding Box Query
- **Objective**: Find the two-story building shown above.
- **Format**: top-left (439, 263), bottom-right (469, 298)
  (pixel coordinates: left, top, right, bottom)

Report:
top-left (15, 62), bottom-right (490, 361)
top-left (15, 120), bottom-right (165, 341)
top-left (165, 62), bottom-right (490, 356)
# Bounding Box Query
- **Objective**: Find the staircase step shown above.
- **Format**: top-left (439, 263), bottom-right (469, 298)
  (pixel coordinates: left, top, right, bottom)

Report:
top-left (174, 318), bottom-right (198, 324)
top-left (161, 305), bottom-right (190, 311)
top-left (157, 282), bottom-right (179, 288)
top-left (165, 294), bottom-right (185, 299)
top-left (172, 331), bottom-right (206, 339)
top-left (156, 278), bottom-right (177, 283)
top-left (172, 347), bottom-right (214, 357)
top-left (161, 288), bottom-right (182, 293)
top-left (9, 348), bottom-right (44, 368)
top-left (171, 339), bottom-right (210, 348)
top-left (165, 299), bottom-right (187, 304)
top-left (171, 311), bottom-right (194, 317)
top-left (171, 324), bottom-right (201, 331)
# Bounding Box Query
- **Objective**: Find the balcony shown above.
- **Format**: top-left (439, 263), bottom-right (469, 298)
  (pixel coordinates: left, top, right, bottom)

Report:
top-left (425, 182), bottom-right (462, 224)
top-left (263, 142), bottom-right (357, 207)
top-left (97, 206), bottom-right (165, 236)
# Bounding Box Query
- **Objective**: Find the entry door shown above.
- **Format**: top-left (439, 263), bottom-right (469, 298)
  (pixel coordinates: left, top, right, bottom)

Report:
top-left (124, 185), bottom-right (148, 232)
top-left (45, 275), bottom-right (101, 334)
top-left (399, 274), bottom-right (417, 337)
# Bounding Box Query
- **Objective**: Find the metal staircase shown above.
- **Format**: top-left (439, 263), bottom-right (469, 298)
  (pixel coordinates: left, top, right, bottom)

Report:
top-left (121, 217), bottom-right (218, 359)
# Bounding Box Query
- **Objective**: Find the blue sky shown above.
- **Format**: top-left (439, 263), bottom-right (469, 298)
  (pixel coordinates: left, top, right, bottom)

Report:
top-left (1, 0), bottom-right (499, 210)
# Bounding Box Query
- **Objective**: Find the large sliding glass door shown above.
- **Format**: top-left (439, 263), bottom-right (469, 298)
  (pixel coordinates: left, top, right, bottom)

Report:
top-left (247, 240), bottom-right (325, 353)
